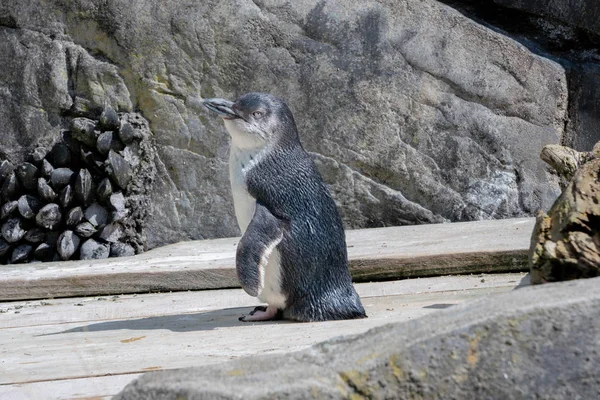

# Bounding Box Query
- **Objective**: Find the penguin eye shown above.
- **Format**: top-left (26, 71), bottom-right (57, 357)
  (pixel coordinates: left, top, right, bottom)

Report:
top-left (252, 111), bottom-right (263, 119)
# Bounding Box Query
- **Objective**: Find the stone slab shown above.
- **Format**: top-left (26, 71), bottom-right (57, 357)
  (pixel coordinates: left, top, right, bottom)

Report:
top-left (115, 276), bottom-right (600, 400)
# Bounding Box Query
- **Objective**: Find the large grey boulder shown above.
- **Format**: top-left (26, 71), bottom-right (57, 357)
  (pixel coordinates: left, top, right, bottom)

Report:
top-left (116, 276), bottom-right (600, 399)
top-left (1, 0), bottom-right (568, 248)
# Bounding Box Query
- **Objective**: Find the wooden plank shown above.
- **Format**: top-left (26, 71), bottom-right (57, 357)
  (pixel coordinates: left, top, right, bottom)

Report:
top-left (0, 279), bottom-right (524, 388)
top-left (0, 374), bottom-right (139, 400)
top-left (0, 218), bottom-right (534, 301)
top-left (0, 273), bottom-right (528, 330)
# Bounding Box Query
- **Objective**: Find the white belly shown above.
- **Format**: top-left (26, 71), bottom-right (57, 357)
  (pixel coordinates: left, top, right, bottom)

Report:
top-left (258, 248), bottom-right (287, 308)
top-left (229, 147), bottom-right (258, 233)
top-left (226, 122), bottom-right (286, 307)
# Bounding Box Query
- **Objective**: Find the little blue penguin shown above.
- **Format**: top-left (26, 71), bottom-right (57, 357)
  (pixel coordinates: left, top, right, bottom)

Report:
top-left (203, 92), bottom-right (366, 322)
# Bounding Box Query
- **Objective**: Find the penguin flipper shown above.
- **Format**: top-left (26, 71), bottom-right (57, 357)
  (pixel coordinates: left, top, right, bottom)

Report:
top-left (236, 202), bottom-right (284, 297)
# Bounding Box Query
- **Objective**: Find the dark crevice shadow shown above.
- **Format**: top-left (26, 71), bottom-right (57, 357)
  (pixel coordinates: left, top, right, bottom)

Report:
top-left (423, 303), bottom-right (455, 310)
top-left (37, 306), bottom-right (291, 336)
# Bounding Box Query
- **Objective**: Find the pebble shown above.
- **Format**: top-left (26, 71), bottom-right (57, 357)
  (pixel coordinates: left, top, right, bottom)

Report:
top-left (111, 209), bottom-right (129, 222)
top-left (50, 168), bottom-right (75, 189)
top-left (110, 242), bottom-right (136, 257)
top-left (85, 203), bottom-right (108, 228)
top-left (27, 147), bottom-right (47, 166)
top-left (15, 162), bottom-right (39, 191)
top-left (36, 204), bottom-right (62, 230)
top-left (1, 172), bottom-right (21, 201)
top-left (99, 223), bottom-right (123, 243)
top-left (0, 160), bottom-right (14, 181)
top-left (109, 192), bottom-right (126, 211)
top-left (70, 118), bottom-right (98, 147)
top-left (57, 230), bottom-right (80, 260)
top-left (80, 145), bottom-right (105, 171)
top-left (60, 185), bottom-right (73, 209)
top-left (61, 131), bottom-right (81, 156)
top-left (97, 131), bottom-right (114, 155)
top-left (1, 201), bottom-right (18, 220)
top-left (96, 178), bottom-right (113, 200)
top-left (79, 239), bottom-right (110, 260)
top-left (0, 239), bottom-right (9, 256)
top-left (99, 105), bottom-right (120, 131)
top-left (45, 231), bottom-right (60, 248)
top-left (66, 207), bottom-right (84, 227)
top-left (106, 150), bottom-right (131, 189)
top-left (33, 243), bottom-right (53, 260)
top-left (1, 218), bottom-right (26, 243)
top-left (74, 222), bottom-right (97, 238)
top-left (17, 195), bottom-right (43, 219)
top-left (75, 168), bottom-right (93, 205)
top-left (50, 142), bottom-right (71, 167)
top-left (38, 177), bottom-right (58, 202)
top-left (24, 228), bottom-right (45, 243)
top-left (41, 159), bottom-right (54, 178)
top-left (118, 122), bottom-right (141, 144)
top-left (11, 244), bottom-right (33, 263)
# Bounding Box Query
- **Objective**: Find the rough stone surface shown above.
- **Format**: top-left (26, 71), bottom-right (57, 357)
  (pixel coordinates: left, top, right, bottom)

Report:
top-left (530, 144), bottom-right (600, 283)
top-left (116, 277), bottom-right (600, 400)
top-left (0, 0), bottom-right (572, 248)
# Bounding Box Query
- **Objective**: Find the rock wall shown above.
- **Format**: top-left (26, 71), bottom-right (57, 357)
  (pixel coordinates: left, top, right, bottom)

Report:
top-left (1, 0), bottom-right (597, 250)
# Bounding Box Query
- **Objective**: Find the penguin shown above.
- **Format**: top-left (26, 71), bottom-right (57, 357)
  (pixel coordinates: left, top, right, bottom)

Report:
top-left (203, 92), bottom-right (366, 322)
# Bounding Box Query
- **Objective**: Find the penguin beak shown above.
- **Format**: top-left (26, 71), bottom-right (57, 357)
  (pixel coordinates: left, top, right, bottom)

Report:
top-left (203, 98), bottom-right (240, 120)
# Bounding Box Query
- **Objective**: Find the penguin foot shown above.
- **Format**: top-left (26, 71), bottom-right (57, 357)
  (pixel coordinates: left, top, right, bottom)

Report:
top-left (239, 305), bottom-right (282, 322)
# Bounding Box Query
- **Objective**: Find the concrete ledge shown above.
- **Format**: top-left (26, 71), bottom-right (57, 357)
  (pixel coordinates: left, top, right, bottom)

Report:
top-left (116, 276), bottom-right (600, 400)
top-left (0, 218), bottom-right (533, 301)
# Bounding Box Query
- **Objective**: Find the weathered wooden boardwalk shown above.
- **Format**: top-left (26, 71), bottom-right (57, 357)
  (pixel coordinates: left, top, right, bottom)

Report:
top-left (0, 218), bottom-right (534, 399)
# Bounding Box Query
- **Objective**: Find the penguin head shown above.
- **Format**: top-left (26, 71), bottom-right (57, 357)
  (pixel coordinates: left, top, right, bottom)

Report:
top-left (204, 92), bottom-right (299, 149)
